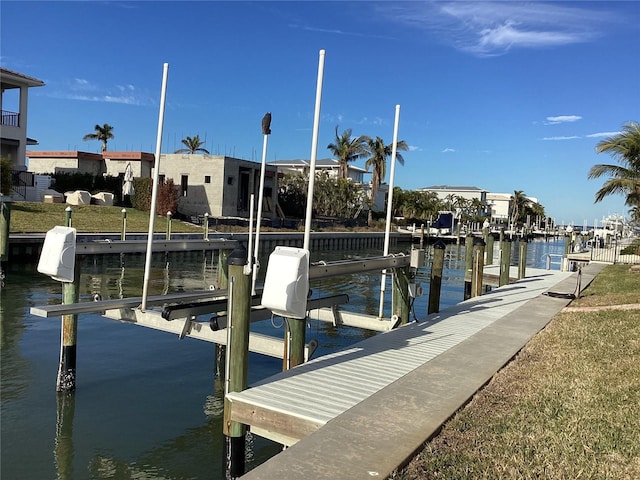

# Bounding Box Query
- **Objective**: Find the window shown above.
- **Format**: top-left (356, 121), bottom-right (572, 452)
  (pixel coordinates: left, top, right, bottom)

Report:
top-left (158, 174), bottom-right (165, 184)
top-left (204, 175), bottom-right (211, 184)
top-left (227, 176), bottom-right (234, 185)
top-left (181, 175), bottom-right (188, 197)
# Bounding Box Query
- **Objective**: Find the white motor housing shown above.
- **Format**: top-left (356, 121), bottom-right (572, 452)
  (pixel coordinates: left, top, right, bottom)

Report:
top-left (261, 246), bottom-right (309, 319)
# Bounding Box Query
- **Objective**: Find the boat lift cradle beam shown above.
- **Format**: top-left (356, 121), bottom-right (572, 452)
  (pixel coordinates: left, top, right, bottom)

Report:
top-left (30, 254), bottom-right (413, 357)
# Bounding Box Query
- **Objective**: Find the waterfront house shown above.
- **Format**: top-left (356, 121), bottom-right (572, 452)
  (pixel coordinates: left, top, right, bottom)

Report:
top-left (1, 68), bottom-right (45, 200)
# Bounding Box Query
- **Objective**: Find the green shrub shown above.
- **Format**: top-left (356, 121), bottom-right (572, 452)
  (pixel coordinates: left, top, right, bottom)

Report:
top-left (131, 177), bottom-right (176, 217)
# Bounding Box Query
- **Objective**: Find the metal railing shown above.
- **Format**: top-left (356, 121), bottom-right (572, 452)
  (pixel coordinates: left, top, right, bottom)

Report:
top-left (1, 110), bottom-right (19, 127)
top-left (10, 170), bottom-right (33, 200)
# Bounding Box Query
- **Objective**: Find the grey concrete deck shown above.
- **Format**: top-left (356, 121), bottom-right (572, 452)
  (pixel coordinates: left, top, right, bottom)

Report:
top-left (240, 264), bottom-right (605, 479)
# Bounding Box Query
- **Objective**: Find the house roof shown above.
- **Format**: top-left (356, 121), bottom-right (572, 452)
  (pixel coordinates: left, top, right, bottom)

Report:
top-left (421, 185), bottom-right (486, 192)
top-left (269, 158), bottom-right (368, 173)
top-left (26, 150), bottom-right (155, 161)
top-left (0, 67), bottom-right (45, 88)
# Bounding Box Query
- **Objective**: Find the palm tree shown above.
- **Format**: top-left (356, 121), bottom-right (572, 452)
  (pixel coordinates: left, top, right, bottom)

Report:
top-left (364, 136), bottom-right (408, 224)
top-left (510, 190), bottom-right (529, 228)
top-left (326, 126), bottom-right (369, 180)
top-left (83, 123), bottom-right (114, 152)
top-left (588, 121), bottom-right (640, 209)
top-left (175, 135), bottom-right (210, 154)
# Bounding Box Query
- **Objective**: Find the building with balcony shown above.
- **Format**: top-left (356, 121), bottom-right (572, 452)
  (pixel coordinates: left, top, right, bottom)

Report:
top-left (1, 68), bottom-right (44, 169)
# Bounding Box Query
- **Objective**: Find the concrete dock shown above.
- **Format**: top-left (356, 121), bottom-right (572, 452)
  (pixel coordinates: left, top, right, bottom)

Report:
top-left (237, 263), bottom-right (604, 479)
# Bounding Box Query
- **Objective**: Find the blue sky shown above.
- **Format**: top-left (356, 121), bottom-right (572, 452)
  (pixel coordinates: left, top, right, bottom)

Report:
top-left (2, 1), bottom-right (639, 225)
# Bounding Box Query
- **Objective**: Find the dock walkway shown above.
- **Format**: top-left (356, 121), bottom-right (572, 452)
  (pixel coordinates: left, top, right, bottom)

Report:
top-left (232, 264), bottom-right (604, 479)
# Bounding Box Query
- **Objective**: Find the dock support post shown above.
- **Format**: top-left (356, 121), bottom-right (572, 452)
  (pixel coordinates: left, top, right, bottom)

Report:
top-left (204, 213), bottom-right (209, 239)
top-left (428, 240), bottom-right (446, 314)
top-left (518, 237), bottom-right (528, 279)
top-left (121, 208), bottom-right (127, 241)
top-left (471, 237), bottom-right (486, 298)
top-left (58, 208), bottom-right (80, 392)
top-left (392, 265), bottom-right (410, 325)
top-left (223, 247), bottom-right (250, 479)
top-left (215, 248), bottom-right (231, 379)
top-left (486, 234), bottom-right (495, 266)
top-left (463, 234), bottom-right (474, 300)
top-left (166, 211), bottom-right (172, 240)
top-left (499, 238), bottom-right (512, 287)
top-left (0, 198), bottom-right (11, 286)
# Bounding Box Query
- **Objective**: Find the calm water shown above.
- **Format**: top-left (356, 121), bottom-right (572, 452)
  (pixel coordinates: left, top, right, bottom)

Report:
top-left (0, 239), bottom-right (565, 479)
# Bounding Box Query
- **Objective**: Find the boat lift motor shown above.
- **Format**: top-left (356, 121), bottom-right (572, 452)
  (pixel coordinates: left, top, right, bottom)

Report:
top-left (37, 226), bottom-right (77, 282)
top-left (261, 246), bottom-right (310, 319)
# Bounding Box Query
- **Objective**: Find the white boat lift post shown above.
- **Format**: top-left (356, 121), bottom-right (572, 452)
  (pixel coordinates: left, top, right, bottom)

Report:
top-left (142, 62), bottom-right (169, 312)
top-left (252, 114), bottom-right (271, 294)
top-left (378, 104), bottom-right (401, 319)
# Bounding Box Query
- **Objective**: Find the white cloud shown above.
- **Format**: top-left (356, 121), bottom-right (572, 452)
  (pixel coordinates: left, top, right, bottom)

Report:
top-left (545, 115), bottom-right (582, 124)
top-left (442, 147), bottom-right (455, 153)
top-left (46, 77), bottom-right (152, 106)
top-left (376, 1), bottom-right (613, 56)
top-left (586, 131), bottom-right (620, 138)
top-left (542, 136), bottom-right (580, 141)
top-left (408, 145), bottom-right (420, 152)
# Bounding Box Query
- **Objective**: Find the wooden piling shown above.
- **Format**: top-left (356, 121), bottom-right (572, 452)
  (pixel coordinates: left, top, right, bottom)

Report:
top-left (428, 240), bottom-right (446, 314)
top-left (518, 237), bottom-right (528, 279)
top-left (463, 234), bottom-right (474, 300)
top-left (485, 233), bottom-right (495, 266)
top-left (392, 265), bottom-right (410, 325)
top-left (58, 208), bottom-right (80, 392)
top-left (499, 238), bottom-right (512, 287)
top-left (223, 247), bottom-right (251, 479)
top-left (1, 198), bottom-right (11, 262)
top-left (166, 212), bottom-right (172, 240)
top-left (471, 237), bottom-right (485, 297)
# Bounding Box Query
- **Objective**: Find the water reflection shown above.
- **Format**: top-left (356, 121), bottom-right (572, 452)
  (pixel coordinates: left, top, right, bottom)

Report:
top-left (1, 239), bottom-right (566, 479)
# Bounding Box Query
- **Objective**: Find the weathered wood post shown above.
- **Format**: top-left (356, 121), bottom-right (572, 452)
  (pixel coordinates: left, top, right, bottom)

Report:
top-left (428, 240), bottom-right (446, 314)
top-left (0, 198), bottom-right (11, 262)
top-left (485, 233), bottom-right (495, 266)
top-left (223, 246), bottom-right (251, 479)
top-left (471, 237), bottom-right (486, 298)
top-left (166, 211), bottom-right (172, 240)
top-left (214, 248), bottom-right (231, 379)
top-left (54, 391), bottom-right (76, 479)
top-left (58, 208), bottom-right (80, 392)
top-left (392, 265), bottom-right (411, 325)
top-left (286, 316), bottom-right (306, 369)
top-left (0, 197), bottom-right (11, 286)
top-left (203, 213), bottom-right (209, 239)
top-left (463, 234), bottom-right (474, 300)
top-left (499, 238), bottom-right (512, 287)
top-left (121, 208), bottom-right (127, 241)
top-left (518, 236), bottom-right (528, 279)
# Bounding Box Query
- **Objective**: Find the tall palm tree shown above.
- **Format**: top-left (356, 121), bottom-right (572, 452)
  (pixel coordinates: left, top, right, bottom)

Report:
top-left (83, 123), bottom-right (114, 152)
top-left (364, 136), bottom-right (408, 224)
top-left (326, 126), bottom-right (369, 180)
top-left (175, 135), bottom-right (210, 154)
top-left (588, 121), bottom-right (640, 208)
top-left (510, 190), bottom-right (529, 227)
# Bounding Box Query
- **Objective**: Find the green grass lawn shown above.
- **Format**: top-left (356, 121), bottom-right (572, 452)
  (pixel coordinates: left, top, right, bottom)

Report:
top-left (393, 264), bottom-right (640, 480)
top-left (8, 202), bottom-right (202, 234)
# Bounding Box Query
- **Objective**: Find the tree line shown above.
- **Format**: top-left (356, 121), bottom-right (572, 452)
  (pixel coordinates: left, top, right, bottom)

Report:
top-left (80, 120), bottom-right (640, 227)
